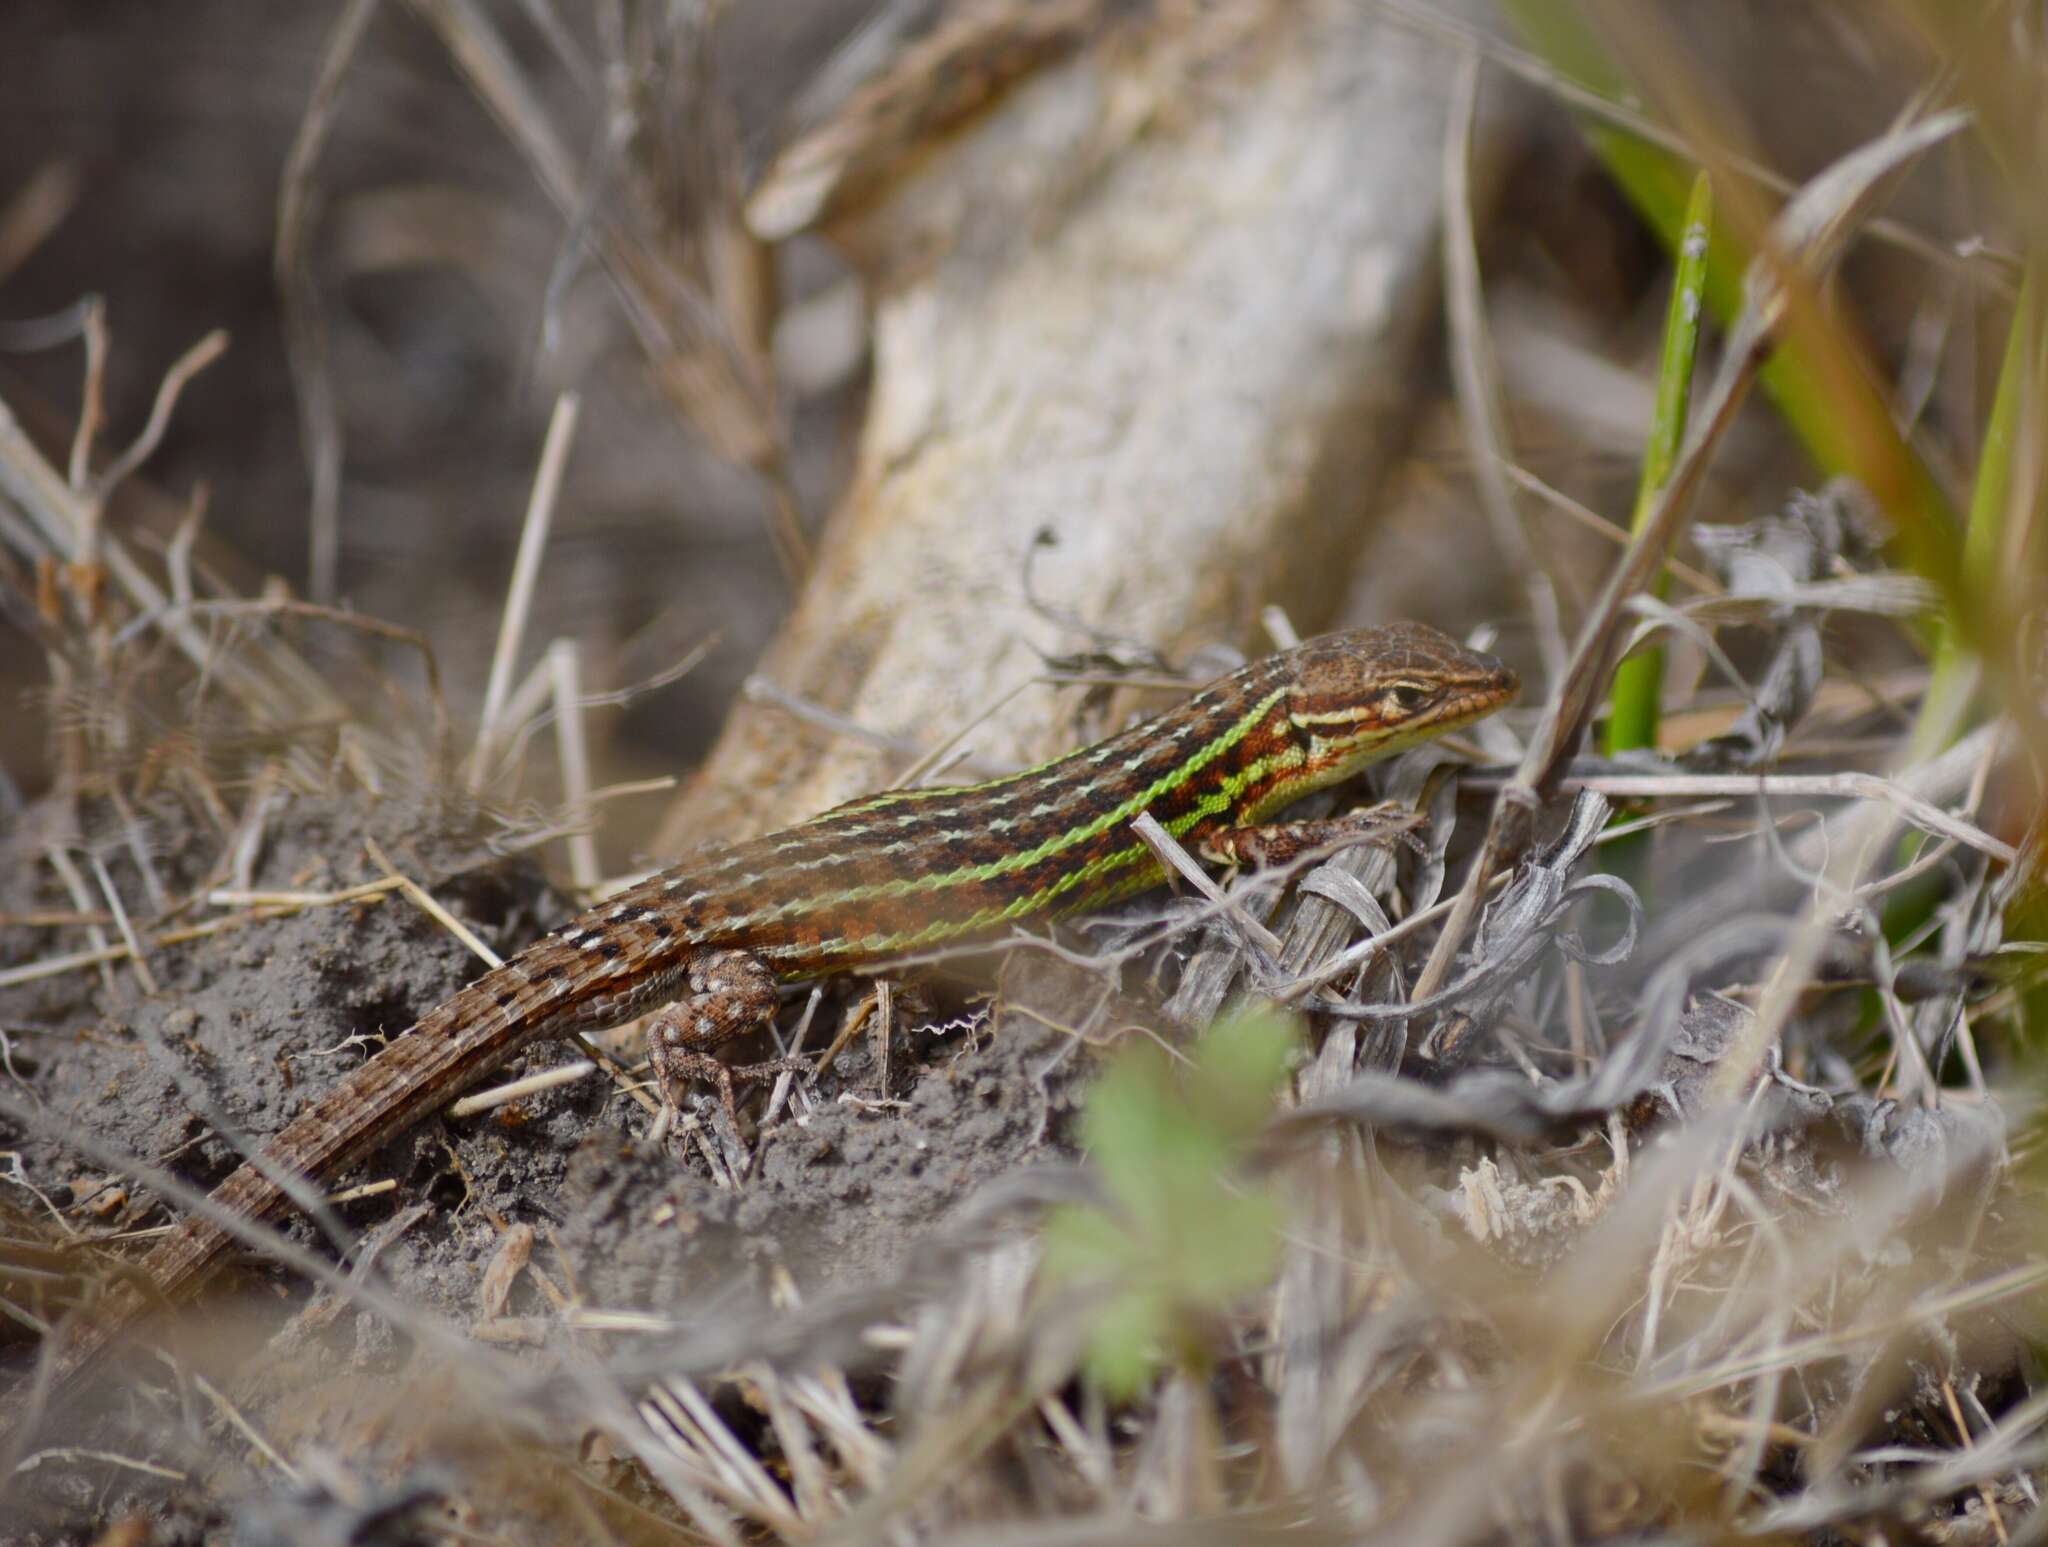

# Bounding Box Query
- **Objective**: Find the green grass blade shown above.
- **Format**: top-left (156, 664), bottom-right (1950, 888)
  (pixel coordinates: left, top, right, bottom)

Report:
top-left (1908, 263), bottom-right (2038, 763)
top-left (1498, 0), bottom-right (1962, 575)
top-left (1605, 170), bottom-right (1711, 757)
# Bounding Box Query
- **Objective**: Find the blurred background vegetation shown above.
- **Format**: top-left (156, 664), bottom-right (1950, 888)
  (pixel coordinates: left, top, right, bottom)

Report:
top-left (4, 3), bottom-right (2032, 827)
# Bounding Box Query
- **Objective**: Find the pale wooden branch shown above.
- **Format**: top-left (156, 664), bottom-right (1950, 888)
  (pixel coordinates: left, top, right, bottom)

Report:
top-left (662, 0), bottom-right (1524, 847)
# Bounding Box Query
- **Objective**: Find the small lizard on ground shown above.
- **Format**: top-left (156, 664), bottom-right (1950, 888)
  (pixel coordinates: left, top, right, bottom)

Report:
top-left (15, 622), bottom-right (1515, 1408)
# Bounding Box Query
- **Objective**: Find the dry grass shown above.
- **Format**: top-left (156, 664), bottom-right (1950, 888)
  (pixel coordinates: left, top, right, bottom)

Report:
top-left (2, 2), bottom-right (2046, 1544)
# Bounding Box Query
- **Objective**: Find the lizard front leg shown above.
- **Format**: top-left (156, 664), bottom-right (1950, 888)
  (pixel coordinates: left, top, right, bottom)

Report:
top-left (644, 948), bottom-right (811, 1130)
top-left (1199, 800), bottom-right (1422, 870)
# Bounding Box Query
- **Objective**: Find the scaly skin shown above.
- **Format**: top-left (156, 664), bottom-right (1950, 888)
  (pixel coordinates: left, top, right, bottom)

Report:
top-left (17, 622), bottom-right (1515, 1409)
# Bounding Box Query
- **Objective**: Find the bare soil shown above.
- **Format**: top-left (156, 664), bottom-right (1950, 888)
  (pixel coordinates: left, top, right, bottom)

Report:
top-left (0, 786), bottom-right (1091, 1539)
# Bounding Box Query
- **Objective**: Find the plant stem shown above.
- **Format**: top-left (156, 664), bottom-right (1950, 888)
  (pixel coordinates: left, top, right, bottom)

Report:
top-left (1605, 170), bottom-right (1711, 757)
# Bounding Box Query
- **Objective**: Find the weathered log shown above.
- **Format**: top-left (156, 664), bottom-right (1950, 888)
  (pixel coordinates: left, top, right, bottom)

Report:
top-left (664, 0), bottom-right (1517, 846)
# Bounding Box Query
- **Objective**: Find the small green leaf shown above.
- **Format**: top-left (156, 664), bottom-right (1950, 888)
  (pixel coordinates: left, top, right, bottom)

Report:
top-left (1082, 1287), bottom-right (1170, 1401)
top-left (1189, 1004), bottom-right (1299, 1137)
top-left (1041, 1010), bottom-right (1301, 1399)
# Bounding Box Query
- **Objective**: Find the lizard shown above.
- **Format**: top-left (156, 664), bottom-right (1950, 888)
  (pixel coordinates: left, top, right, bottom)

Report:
top-left (11, 621), bottom-right (1515, 1409)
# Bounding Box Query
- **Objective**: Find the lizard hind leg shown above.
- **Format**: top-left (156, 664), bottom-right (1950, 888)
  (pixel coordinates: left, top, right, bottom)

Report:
top-left (645, 948), bottom-right (811, 1131)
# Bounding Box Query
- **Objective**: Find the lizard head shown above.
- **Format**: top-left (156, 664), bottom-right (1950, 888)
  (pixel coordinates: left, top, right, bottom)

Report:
top-left (1279, 622), bottom-right (1518, 791)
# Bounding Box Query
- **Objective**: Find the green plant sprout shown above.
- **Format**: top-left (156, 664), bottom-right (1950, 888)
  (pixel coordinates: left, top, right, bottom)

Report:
top-left (1041, 1006), bottom-right (1299, 1399)
top-left (1605, 170), bottom-right (1712, 758)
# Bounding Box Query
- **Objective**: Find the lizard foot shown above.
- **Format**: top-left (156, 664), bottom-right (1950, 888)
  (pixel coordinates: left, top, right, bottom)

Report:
top-left (645, 949), bottom-right (808, 1132)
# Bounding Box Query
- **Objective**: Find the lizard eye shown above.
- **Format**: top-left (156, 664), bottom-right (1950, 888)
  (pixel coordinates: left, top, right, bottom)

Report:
top-left (1384, 681), bottom-right (1434, 714)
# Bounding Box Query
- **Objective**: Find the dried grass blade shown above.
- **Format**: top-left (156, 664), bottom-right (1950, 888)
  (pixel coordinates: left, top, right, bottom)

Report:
top-left (1412, 104), bottom-right (1970, 1004)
